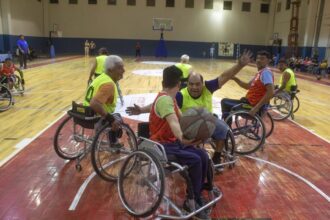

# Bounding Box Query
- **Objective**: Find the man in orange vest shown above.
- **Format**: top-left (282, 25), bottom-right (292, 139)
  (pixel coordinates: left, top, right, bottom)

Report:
top-left (221, 50), bottom-right (274, 119)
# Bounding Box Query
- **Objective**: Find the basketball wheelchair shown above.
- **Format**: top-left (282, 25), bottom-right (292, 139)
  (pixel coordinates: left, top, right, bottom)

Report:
top-left (118, 122), bottom-right (229, 219)
top-left (224, 102), bottom-right (274, 155)
top-left (268, 86), bottom-right (300, 120)
top-left (53, 101), bottom-right (137, 181)
top-left (0, 77), bottom-right (14, 112)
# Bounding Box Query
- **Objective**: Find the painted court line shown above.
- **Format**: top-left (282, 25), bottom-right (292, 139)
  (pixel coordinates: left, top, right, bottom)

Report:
top-left (69, 171), bottom-right (97, 211)
top-left (0, 111), bottom-right (67, 167)
top-left (245, 155), bottom-right (330, 203)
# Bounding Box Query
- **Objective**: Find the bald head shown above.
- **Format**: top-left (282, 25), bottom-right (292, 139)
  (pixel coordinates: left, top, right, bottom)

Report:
top-left (187, 72), bottom-right (204, 98)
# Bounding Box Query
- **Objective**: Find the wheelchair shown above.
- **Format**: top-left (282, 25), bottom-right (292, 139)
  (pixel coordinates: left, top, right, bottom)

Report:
top-left (224, 103), bottom-right (274, 155)
top-left (268, 85), bottom-right (300, 121)
top-left (0, 80), bottom-right (14, 112)
top-left (118, 123), bottom-right (222, 219)
top-left (53, 101), bottom-right (137, 181)
top-left (12, 73), bottom-right (25, 95)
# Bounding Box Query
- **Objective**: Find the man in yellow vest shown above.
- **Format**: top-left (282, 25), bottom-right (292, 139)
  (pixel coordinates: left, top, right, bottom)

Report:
top-left (88, 47), bottom-right (109, 84)
top-left (127, 50), bottom-right (253, 165)
top-left (175, 54), bottom-right (193, 88)
top-left (84, 55), bottom-right (125, 130)
top-left (276, 58), bottom-right (297, 94)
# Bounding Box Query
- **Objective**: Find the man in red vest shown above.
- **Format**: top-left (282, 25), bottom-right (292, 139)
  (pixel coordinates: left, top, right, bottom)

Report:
top-left (221, 50), bottom-right (274, 118)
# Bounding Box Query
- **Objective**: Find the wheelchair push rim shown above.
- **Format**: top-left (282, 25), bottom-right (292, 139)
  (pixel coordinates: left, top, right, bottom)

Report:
top-left (225, 111), bottom-right (266, 155)
top-left (53, 115), bottom-right (91, 160)
top-left (91, 122), bottom-right (138, 182)
top-left (0, 85), bottom-right (13, 112)
top-left (118, 150), bottom-right (165, 218)
top-left (268, 93), bottom-right (293, 121)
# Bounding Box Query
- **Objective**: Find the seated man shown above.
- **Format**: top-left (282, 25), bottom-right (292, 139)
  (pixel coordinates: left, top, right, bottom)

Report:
top-left (276, 58), bottom-right (297, 95)
top-left (175, 54), bottom-right (192, 88)
top-left (134, 65), bottom-right (210, 219)
top-left (221, 50), bottom-right (274, 119)
top-left (0, 58), bottom-right (24, 91)
top-left (83, 55), bottom-right (124, 135)
top-left (127, 51), bottom-right (253, 165)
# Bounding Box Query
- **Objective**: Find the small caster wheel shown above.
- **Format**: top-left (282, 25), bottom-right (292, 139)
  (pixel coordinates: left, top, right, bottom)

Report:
top-left (75, 164), bottom-right (82, 172)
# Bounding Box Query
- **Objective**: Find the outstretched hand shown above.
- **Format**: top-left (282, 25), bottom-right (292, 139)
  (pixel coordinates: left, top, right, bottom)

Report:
top-left (238, 50), bottom-right (253, 66)
top-left (126, 104), bottom-right (141, 115)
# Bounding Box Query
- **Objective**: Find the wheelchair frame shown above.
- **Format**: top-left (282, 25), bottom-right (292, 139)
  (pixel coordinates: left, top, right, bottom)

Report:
top-left (0, 83), bottom-right (14, 112)
top-left (53, 102), bottom-right (137, 181)
top-left (118, 137), bottom-right (223, 219)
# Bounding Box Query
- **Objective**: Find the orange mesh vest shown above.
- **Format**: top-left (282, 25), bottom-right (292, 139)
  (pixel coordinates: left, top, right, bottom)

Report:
top-left (1, 64), bottom-right (16, 77)
top-left (246, 68), bottom-right (273, 106)
top-left (149, 92), bottom-right (180, 143)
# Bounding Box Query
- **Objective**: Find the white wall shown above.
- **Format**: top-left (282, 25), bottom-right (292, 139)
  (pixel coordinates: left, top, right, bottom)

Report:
top-left (45, 0), bottom-right (275, 45)
top-left (318, 0), bottom-right (330, 47)
top-left (9, 0), bottom-right (44, 36)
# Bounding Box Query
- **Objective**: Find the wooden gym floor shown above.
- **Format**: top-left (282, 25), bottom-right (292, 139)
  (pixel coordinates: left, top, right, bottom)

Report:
top-left (0, 56), bottom-right (329, 219)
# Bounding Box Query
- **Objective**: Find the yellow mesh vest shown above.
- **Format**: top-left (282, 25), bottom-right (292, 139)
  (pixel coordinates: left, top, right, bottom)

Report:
top-left (175, 63), bottom-right (192, 78)
top-left (279, 68), bottom-right (296, 92)
top-left (83, 73), bottom-right (118, 113)
top-left (180, 87), bottom-right (212, 113)
top-left (95, 55), bottom-right (107, 75)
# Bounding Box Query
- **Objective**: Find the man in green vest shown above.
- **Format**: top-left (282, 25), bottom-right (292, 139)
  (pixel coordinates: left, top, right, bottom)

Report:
top-left (276, 58), bottom-right (297, 93)
top-left (127, 50), bottom-right (253, 165)
top-left (84, 55), bottom-right (125, 129)
top-left (88, 47), bottom-right (109, 85)
top-left (175, 54), bottom-right (193, 88)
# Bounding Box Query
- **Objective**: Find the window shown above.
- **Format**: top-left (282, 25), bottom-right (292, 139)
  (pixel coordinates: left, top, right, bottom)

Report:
top-left (277, 2), bottom-right (281, 12)
top-left (166, 0), bottom-right (175, 7)
top-left (146, 0), bottom-right (155, 7)
top-left (69, 0), bottom-right (78, 4)
top-left (242, 2), bottom-right (251, 12)
top-left (108, 0), bottom-right (116, 5)
top-left (260, 3), bottom-right (269, 13)
top-left (88, 0), bottom-right (97, 4)
top-left (49, 0), bottom-right (59, 4)
top-left (286, 0), bottom-right (291, 10)
top-left (185, 0), bottom-right (194, 8)
top-left (204, 0), bottom-right (213, 9)
top-left (223, 1), bottom-right (232, 10)
top-left (127, 0), bottom-right (136, 6)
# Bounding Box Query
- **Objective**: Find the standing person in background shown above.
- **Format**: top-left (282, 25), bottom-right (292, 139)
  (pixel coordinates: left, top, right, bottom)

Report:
top-left (135, 42), bottom-right (141, 61)
top-left (17, 35), bottom-right (29, 69)
top-left (88, 47), bottom-right (109, 85)
top-left (90, 41), bottom-right (96, 56)
top-left (84, 40), bottom-right (90, 57)
top-left (175, 54), bottom-right (193, 88)
top-left (210, 43), bottom-right (215, 59)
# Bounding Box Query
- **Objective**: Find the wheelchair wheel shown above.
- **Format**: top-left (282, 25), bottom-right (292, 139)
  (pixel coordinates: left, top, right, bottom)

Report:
top-left (118, 150), bottom-right (165, 218)
top-left (292, 96), bottom-right (300, 113)
top-left (225, 111), bottom-right (266, 155)
top-left (0, 85), bottom-right (13, 112)
top-left (13, 74), bottom-right (24, 93)
top-left (224, 130), bottom-right (235, 167)
top-left (91, 123), bottom-right (137, 182)
top-left (260, 111), bottom-right (274, 138)
top-left (53, 116), bottom-right (91, 160)
top-left (269, 93), bottom-right (293, 121)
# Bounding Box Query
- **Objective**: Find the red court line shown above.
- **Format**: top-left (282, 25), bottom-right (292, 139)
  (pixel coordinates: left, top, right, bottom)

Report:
top-left (0, 115), bottom-right (329, 219)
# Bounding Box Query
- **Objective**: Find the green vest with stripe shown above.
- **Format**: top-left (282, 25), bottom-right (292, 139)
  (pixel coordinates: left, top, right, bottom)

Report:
top-left (175, 63), bottom-right (192, 79)
top-left (279, 68), bottom-right (296, 92)
top-left (83, 73), bottom-right (118, 113)
top-left (180, 86), bottom-right (213, 113)
top-left (95, 55), bottom-right (107, 75)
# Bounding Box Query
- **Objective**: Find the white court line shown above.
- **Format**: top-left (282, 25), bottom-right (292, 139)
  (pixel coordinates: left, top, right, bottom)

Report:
top-left (245, 155), bottom-right (330, 203)
top-left (68, 171), bottom-right (97, 211)
top-left (0, 111), bottom-right (67, 167)
top-left (288, 118), bottom-right (330, 144)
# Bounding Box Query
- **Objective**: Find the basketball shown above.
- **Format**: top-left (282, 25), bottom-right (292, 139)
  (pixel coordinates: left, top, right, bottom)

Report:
top-left (179, 108), bottom-right (216, 141)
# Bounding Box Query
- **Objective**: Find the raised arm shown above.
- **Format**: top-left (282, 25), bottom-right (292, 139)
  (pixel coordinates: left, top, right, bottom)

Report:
top-left (218, 50), bottom-right (253, 87)
top-left (232, 76), bottom-right (251, 90)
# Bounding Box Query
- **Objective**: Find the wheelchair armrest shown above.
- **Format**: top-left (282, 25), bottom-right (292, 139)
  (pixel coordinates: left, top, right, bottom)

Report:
top-left (138, 137), bottom-right (168, 163)
top-left (231, 103), bottom-right (252, 111)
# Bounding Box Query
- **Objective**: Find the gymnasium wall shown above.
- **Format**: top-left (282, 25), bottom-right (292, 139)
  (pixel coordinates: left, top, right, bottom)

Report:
top-left (0, 0), bottom-right (328, 60)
